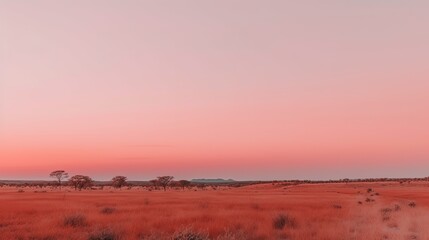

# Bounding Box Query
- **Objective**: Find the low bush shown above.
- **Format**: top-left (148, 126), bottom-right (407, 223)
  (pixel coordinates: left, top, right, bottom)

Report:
top-left (272, 213), bottom-right (297, 230)
top-left (63, 214), bottom-right (87, 227)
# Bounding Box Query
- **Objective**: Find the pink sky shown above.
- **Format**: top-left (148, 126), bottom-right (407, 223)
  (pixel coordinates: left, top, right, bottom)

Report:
top-left (1, 1), bottom-right (428, 180)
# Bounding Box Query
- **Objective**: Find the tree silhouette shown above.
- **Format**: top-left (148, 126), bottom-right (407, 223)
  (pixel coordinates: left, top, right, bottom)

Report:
top-left (149, 179), bottom-right (159, 190)
top-left (69, 175), bottom-right (93, 191)
top-left (178, 180), bottom-right (191, 190)
top-left (157, 176), bottom-right (174, 191)
top-left (112, 176), bottom-right (127, 189)
top-left (49, 170), bottom-right (69, 190)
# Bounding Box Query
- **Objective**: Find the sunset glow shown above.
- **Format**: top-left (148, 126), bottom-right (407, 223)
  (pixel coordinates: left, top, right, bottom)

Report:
top-left (1, 1), bottom-right (428, 180)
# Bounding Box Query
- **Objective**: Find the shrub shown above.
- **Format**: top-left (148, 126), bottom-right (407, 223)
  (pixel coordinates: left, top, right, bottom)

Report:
top-left (393, 204), bottom-right (401, 211)
top-left (408, 202), bottom-right (416, 208)
top-left (63, 214), bottom-right (87, 227)
top-left (332, 204), bottom-right (342, 209)
top-left (172, 226), bottom-right (209, 240)
top-left (101, 207), bottom-right (116, 215)
top-left (380, 208), bottom-right (392, 221)
top-left (88, 228), bottom-right (120, 240)
top-left (272, 213), bottom-right (297, 230)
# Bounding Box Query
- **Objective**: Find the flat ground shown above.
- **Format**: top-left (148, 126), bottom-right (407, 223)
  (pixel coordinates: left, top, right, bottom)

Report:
top-left (0, 182), bottom-right (428, 240)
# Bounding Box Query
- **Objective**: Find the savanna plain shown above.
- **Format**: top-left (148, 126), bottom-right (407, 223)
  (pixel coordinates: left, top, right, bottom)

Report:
top-left (1, 182), bottom-right (428, 240)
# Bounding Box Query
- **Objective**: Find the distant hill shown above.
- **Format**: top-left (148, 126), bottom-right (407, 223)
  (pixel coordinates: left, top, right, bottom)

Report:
top-left (191, 178), bottom-right (236, 183)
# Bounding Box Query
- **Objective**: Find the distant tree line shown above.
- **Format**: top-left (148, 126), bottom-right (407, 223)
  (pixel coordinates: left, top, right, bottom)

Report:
top-left (0, 171), bottom-right (425, 190)
top-left (47, 170), bottom-right (194, 191)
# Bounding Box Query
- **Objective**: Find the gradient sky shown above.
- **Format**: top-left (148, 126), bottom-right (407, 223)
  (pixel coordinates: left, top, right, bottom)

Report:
top-left (1, 1), bottom-right (428, 181)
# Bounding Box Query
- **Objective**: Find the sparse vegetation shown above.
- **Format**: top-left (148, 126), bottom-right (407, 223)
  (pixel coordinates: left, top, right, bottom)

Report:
top-left (172, 226), bottom-right (209, 240)
top-left (63, 214), bottom-right (87, 227)
top-left (216, 229), bottom-right (249, 240)
top-left (156, 176), bottom-right (174, 191)
top-left (88, 228), bottom-right (120, 240)
top-left (272, 213), bottom-right (297, 230)
top-left (393, 204), bottom-right (401, 211)
top-left (111, 176), bottom-right (127, 189)
top-left (69, 175), bottom-right (93, 191)
top-left (178, 180), bottom-right (191, 190)
top-left (101, 207), bottom-right (116, 214)
top-left (380, 208), bottom-right (392, 221)
top-left (49, 170), bottom-right (69, 190)
top-left (1, 181), bottom-right (429, 239)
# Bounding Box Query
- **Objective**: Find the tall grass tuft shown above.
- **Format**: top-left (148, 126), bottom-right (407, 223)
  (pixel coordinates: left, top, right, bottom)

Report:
top-left (272, 213), bottom-right (297, 230)
top-left (63, 214), bottom-right (87, 228)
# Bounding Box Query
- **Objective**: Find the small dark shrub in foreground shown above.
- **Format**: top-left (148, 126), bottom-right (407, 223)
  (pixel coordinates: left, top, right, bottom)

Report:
top-left (394, 204), bottom-right (401, 211)
top-left (380, 208), bottom-right (392, 221)
top-left (408, 201), bottom-right (416, 208)
top-left (63, 214), bottom-right (87, 227)
top-left (272, 213), bottom-right (297, 230)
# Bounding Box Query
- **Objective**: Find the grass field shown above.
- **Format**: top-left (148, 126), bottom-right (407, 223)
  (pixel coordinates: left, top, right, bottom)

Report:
top-left (0, 182), bottom-right (428, 240)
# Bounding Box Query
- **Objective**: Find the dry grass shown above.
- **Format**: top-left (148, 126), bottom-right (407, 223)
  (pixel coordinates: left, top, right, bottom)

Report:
top-left (272, 213), bottom-right (297, 230)
top-left (100, 207), bottom-right (116, 215)
top-left (88, 228), bottom-right (121, 240)
top-left (63, 214), bottom-right (87, 228)
top-left (172, 226), bottom-right (209, 240)
top-left (0, 182), bottom-right (429, 239)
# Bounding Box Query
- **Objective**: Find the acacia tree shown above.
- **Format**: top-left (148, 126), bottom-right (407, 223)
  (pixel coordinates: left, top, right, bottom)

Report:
top-left (69, 175), bottom-right (93, 191)
top-left (178, 180), bottom-right (191, 190)
top-left (157, 176), bottom-right (174, 191)
top-left (112, 176), bottom-right (127, 189)
top-left (149, 179), bottom-right (159, 190)
top-left (49, 170), bottom-right (69, 190)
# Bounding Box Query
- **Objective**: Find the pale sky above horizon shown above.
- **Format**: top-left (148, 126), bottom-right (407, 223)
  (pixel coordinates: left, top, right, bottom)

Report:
top-left (1, 1), bottom-right (429, 181)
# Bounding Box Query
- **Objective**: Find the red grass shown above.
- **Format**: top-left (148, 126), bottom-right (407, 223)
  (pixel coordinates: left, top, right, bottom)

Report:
top-left (0, 182), bottom-right (428, 239)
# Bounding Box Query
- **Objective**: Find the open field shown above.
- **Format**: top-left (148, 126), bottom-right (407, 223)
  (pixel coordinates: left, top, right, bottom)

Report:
top-left (1, 182), bottom-right (429, 240)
